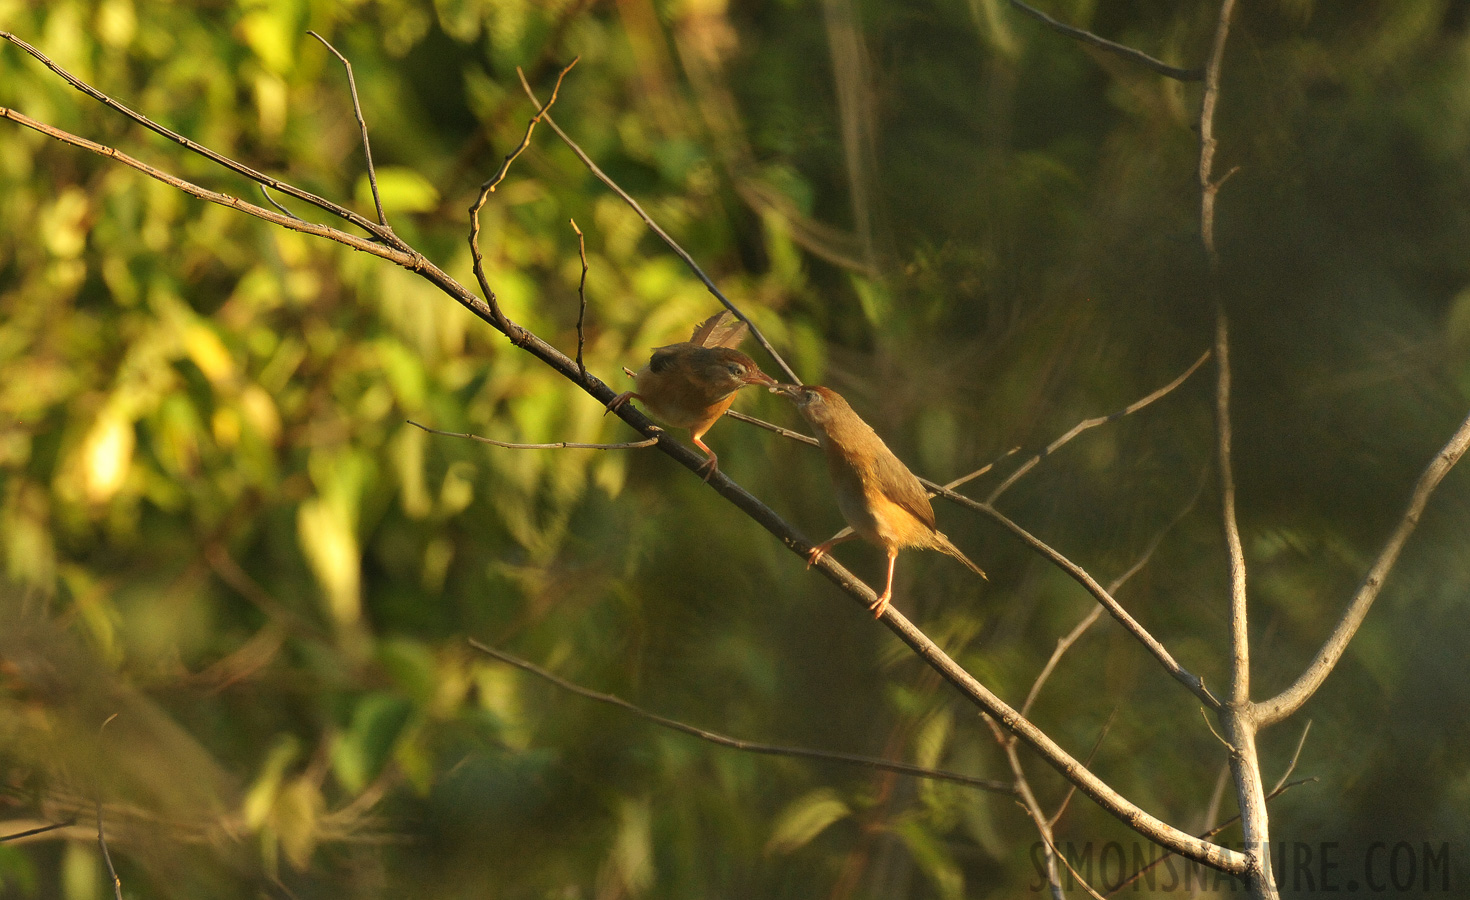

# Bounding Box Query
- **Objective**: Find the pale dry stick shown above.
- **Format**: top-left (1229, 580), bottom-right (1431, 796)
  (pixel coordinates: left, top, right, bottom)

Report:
top-left (409, 420), bottom-right (659, 451)
top-left (1254, 410), bottom-right (1470, 727)
top-left (518, 72), bottom-right (801, 385)
top-left (570, 218), bottom-right (590, 380)
top-left (0, 31), bottom-right (395, 244)
top-left (3, 43), bottom-right (1251, 877)
top-left (469, 639), bottom-right (1015, 795)
top-left (469, 59), bottom-right (580, 340)
top-left (987, 712), bottom-right (1115, 900)
top-left (1194, 2), bottom-right (1275, 897)
top-left (1037, 825), bottom-right (1111, 900)
top-left (309, 30), bottom-right (387, 228)
top-left (1005, 0), bottom-right (1203, 81)
top-left (988, 350), bottom-right (1210, 503)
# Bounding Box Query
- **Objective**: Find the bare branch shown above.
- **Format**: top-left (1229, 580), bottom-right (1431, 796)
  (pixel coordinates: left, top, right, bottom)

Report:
top-left (1006, 1), bottom-right (1203, 81)
top-left (408, 420), bottom-right (659, 451)
top-left (570, 218), bottom-right (590, 381)
top-left (518, 73), bottom-right (801, 385)
top-left (309, 30), bottom-right (386, 227)
top-left (1255, 410), bottom-right (1470, 725)
top-left (989, 350), bottom-right (1210, 502)
top-left (469, 639), bottom-right (1015, 794)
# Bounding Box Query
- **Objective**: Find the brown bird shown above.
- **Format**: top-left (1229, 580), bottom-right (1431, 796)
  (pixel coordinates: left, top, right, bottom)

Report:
top-left (608, 311), bottom-right (777, 480)
top-left (778, 384), bottom-right (985, 617)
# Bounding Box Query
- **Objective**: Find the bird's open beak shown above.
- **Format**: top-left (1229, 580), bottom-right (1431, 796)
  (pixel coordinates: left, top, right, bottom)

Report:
top-left (745, 369), bottom-right (779, 388)
top-left (771, 382), bottom-right (803, 396)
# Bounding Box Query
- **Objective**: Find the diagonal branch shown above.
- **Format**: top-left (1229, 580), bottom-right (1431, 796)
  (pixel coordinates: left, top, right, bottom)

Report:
top-left (469, 639), bottom-right (1016, 795)
top-left (1006, 1), bottom-right (1203, 81)
top-left (1254, 407), bottom-right (1470, 726)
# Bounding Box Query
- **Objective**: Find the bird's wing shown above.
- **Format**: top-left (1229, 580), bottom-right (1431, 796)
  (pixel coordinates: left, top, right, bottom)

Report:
top-left (647, 343), bottom-right (691, 374)
top-left (688, 310), bottom-right (749, 348)
top-left (873, 449), bottom-right (938, 532)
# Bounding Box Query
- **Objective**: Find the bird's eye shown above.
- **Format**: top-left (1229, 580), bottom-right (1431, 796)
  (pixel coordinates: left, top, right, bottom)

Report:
top-left (728, 364), bottom-right (743, 376)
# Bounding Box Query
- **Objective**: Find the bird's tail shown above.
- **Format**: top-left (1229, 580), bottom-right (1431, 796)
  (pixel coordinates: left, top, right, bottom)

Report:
top-left (935, 533), bottom-right (987, 581)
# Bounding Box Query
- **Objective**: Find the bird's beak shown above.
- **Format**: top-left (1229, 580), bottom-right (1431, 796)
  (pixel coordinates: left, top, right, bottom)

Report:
top-left (771, 382), bottom-right (803, 397)
top-left (745, 369), bottom-right (779, 388)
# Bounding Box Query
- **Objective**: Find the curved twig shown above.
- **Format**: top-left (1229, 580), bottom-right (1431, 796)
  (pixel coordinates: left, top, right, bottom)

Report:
top-left (470, 639), bottom-right (1015, 795)
top-left (408, 420), bottom-right (659, 451)
top-left (1006, 1), bottom-right (1203, 81)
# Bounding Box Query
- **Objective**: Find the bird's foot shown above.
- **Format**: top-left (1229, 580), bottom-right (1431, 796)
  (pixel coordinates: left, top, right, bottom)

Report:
top-left (869, 590), bottom-right (892, 619)
top-left (606, 391), bottom-right (637, 415)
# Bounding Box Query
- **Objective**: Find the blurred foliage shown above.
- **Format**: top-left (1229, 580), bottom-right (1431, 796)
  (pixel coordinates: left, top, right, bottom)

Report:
top-left (1, 0), bottom-right (1469, 897)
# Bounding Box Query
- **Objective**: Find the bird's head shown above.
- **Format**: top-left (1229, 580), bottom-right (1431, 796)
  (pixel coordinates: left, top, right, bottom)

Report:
top-left (695, 348), bottom-right (777, 393)
top-left (774, 384), bottom-right (848, 429)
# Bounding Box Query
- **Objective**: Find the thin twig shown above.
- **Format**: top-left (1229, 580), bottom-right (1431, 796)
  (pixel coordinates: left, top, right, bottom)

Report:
top-left (1270, 719), bottom-right (1311, 795)
top-left (97, 713), bottom-right (123, 900)
top-left (989, 350), bottom-right (1210, 502)
top-left (309, 31), bottom-right (387, 227)
top-left (0, 31), bottom-right (394, 243)
top-left (570, 218), bottom-right (589, 381)
top-left (0, 820), bottom-right (75, 842)
top-left (1046, 707), bottom-right (1116, 828)
top-left (926, 482), bottom-right (1219, 707)
top-left (469, 639), bottom-right (1015, 795)
top-left (1038, 825), bottom-right (1110, 900)
top-left (1104, 776), bottom-right (1317, 897)
top-left (408, 420), bottom-right (658, 451)
top-left (518, 72), bottom-right (800, 385)
top-left (725, 409), bottom-right (819, 446)
top-left (468, 59), bottom-right (578, 336)
top-left (259, 185), bottom-right (305, 222)
top-left (1020, 466), bottom-right (1209, 719)
top-left (1005, 0), bottom-right (1203, 81)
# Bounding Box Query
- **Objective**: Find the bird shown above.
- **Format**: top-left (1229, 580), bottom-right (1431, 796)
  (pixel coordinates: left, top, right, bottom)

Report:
top-left (607, 311), bottom-right (777, 480)
top-left (777, 383), bottom-right (985, 617)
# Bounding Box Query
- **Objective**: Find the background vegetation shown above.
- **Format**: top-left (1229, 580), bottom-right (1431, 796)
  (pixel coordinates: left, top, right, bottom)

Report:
top-left (1, 0), bottom-right (1468, 896)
